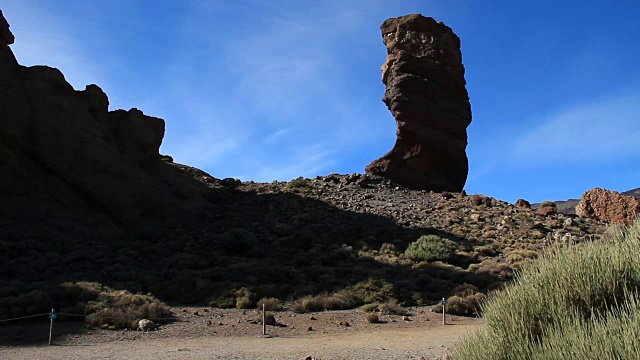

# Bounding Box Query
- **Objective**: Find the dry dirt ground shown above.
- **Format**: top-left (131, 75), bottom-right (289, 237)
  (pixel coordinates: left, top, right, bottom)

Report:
top-left (0, 306), bottom-right (481, 360)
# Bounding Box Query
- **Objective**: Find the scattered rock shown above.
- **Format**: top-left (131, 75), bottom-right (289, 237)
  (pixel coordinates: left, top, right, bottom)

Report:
top-left (137, 319), bottom-right (156, 332)
top-left (538, 206), bottom-right (557, 216)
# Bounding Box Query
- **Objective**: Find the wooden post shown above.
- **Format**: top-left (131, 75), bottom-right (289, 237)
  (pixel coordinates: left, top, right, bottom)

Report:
top-left (262, 304), bottom-right (266, 335)
top-left (442, 298), bottom-right (446, 325)
top-left (48, 308), bottom-right (55, 345)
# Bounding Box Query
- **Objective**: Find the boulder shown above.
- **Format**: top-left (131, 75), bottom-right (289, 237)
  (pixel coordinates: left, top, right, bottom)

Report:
top-left (515, 199), bottom-right (531, 209)
top-left (575, 187), bottom-right (640, 224)
top-left (137, 319), bottom-right (156, 332)
top-left (365, 14), bottom-right (472, 192)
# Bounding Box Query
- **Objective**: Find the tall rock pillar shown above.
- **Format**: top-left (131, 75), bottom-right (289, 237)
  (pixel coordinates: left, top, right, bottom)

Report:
top-left (365, 14), bottom-right (472, 192)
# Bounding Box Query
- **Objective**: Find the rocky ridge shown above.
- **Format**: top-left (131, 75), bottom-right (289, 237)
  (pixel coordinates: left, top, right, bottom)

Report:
top-left (366, 14), bottom-right (472, 192)
top-left (0, 9), bottom-right (222, 241)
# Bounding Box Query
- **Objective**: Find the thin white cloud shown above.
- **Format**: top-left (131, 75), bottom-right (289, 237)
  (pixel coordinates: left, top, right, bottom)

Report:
top-left (512, 89), bottom-right (640, 166)
top-left (158, 0), bottom-right (393, 180)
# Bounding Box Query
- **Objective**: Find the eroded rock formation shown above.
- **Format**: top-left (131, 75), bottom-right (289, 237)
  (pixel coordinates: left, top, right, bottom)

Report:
top-left (365, 14), bottom-right (472, 191)
top-left (575, 187), bottom-right (640, 225)
top-left (0, 9), bottom-right (217, 238)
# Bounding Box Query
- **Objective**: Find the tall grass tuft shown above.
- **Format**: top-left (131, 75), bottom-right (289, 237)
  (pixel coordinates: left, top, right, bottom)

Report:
top-left (451, 219), bottom-right (640, 360)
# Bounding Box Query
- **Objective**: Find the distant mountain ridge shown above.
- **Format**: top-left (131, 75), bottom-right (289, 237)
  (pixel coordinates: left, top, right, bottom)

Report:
top-left (532, 187), bottom-right (640, 215)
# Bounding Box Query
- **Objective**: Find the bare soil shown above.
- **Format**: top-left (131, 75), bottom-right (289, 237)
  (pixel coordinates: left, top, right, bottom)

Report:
top-left (0, 306), bottom-right (481, 359)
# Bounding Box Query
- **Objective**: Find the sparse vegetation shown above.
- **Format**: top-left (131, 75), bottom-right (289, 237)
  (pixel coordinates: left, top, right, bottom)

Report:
top-left (285, 176), bottom-right (313, 192)
top-left (405, 235), bottom-right (459, 263)
top-left (63, 282), bottom-right (171, 330)
top-left (451, 220), bottom-right (640, 359)
top-left (257, 297), bottom-right (282, 311)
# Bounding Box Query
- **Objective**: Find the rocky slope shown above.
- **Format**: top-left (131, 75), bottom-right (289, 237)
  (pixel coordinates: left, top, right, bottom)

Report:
top-left (366, 14), bottom-right (472, 192)
top-left (0, 9), bottom-right (619, 321)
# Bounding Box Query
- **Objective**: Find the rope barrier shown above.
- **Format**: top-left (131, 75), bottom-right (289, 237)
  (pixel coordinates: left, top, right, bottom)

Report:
top-left (0, 313), bottom-right (50, 323)
top-left (0, 311), bottom-right (177, 324)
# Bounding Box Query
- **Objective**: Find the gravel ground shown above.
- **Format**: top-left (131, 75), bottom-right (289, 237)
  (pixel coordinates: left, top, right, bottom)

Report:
top-left (0, 306), bottom-right (481, 359)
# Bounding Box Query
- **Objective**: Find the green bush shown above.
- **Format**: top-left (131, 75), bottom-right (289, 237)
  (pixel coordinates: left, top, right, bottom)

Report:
top-left (405, 235), bottom-right (458, 263)
top-left (451, 220), bottom-right (640, 359)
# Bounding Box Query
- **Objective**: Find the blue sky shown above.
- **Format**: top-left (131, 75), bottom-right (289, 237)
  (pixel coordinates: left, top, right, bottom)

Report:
top-left (3, 0), bottom-right (639, 203)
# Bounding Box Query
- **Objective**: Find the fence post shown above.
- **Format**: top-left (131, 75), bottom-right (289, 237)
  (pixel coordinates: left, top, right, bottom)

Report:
top-left (49, 308), bottom-right (56, 345)
top-left (262, 304), bottom-right (266, 336)
top-left (442, 298), bottom-right (446, 325)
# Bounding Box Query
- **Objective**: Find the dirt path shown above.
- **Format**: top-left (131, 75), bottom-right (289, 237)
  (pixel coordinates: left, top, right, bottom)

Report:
top-left (0, 307), bottom-right (481, 359)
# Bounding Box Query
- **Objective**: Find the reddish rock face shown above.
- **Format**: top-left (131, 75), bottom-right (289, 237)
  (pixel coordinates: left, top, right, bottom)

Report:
top-left (365, 14), bottom-right (472, 192)
top-left (576, 187), bottom-right (640, 225)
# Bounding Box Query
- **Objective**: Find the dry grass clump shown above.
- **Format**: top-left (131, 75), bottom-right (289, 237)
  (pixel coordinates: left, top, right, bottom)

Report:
top-left (432, 294), bottom-right (486, 317)
top-left (255, 312), bottom-right (276, 326)
top-left (451, 220), bottom-right (640, 359)
top-left (378, 300), bottom-right (409, 316)
top-left (365, 313), bottom-right (379, 323)
top-left (63, 282), bottom-right (171, 330)
top-left (290, 294), bottom-right (352, 313)
top-left (256, 297), bottom-right (283, 311)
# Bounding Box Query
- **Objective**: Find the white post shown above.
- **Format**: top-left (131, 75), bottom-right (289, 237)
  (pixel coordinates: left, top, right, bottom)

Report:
top-left (262, 304), bottom-right (266, 335)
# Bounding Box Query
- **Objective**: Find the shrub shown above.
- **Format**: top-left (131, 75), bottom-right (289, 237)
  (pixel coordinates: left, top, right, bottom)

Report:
top-left (257, 297), bottom-right (282, 311)
top-left (337, 278), bottom-right (395, 306)
top-left (234, 288), bottom-right (255, 309)
top-left (256, 312), bottom-right (276, 326)
top-left (365, 313), bottom-right (379, 323)
top-left (405, 235), bottom-right (458, 263)
top-left (292, 294), bottom-right (352, 312)
top-left (361, 303), bottom-right (379, 312)
top-left (62, 282), bottom-right (171, 330)
top-left (451, 220), bottom-right (640, 359)
top-left (378, 300), bottom-right (408, 316)
top-left (540, 200), bottom-right (556, 208)
top-left (432, 293), bottom-right (486, 317)
top-left (207, 292), bottom-right (236, 308)
top-left (285, 177), bottom-right (312, 191)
